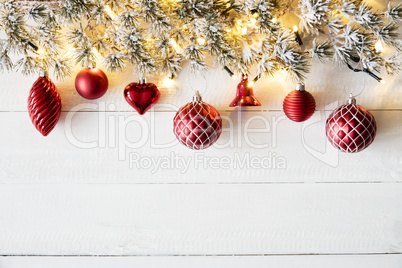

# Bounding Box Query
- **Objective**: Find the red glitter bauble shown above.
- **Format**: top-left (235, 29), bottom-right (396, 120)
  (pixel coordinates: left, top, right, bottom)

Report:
top-left (124, 79), bottom-right (160, 115)
top-left (75, 67), bottom-right (108, 99)
top-left (283, 84), bottom-right (316, 122)
top-left (27, 73), bottom-right (62, 136)
top-left (173, 91), bottom-right (222, 150)
top-left (326, 97), bottom-right (377, 153)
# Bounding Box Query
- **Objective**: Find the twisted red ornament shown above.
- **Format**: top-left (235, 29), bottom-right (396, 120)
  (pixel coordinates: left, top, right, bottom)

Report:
top-left (326, 97), bottom-right (376, 153)
top-left (283, 84), bottom-right (316, 122)
top-left (27, 72), bottom-right (62, 136)
top-left (174, 91), bottom-right (222, 150)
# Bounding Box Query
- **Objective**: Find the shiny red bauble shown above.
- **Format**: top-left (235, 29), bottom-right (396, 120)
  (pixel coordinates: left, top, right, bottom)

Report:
top-left (124, 78), bottom-right (160, 115)
top-left (229, 74), bottom-right (261, 107)
top-left (27, 72), bottom-right (62, 136)
top-left (283, 84), bottom-right (316, 122)
top-left (75, 67), bottom-right (108, 99)
top-left (174, 91), bottom-right (222, 150)
top-left (326, 97), bottom-right (376, 153)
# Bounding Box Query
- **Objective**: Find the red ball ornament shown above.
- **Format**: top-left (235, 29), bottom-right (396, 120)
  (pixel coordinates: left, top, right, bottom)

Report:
top-left (326, 96), bottom-right (377, 153)
top-left (283, 84), bottom-right (316, 122)
top-left (27, 71), bottom-right (62, 136)
top-left (124, 78), bottom-right (160, 115)
top-left (174, 91), bottom-right (222, 150)
top-left (75, 66), bottom-right (108, 99)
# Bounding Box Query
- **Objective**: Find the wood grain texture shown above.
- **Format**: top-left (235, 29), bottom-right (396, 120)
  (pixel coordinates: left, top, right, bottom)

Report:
top-left (1, 255), bottom-right (402, 268)
top-left (0, 184), bottom-right (402, 255)
top-left (0, 110), bottom-right (400, 183)
top-left (0, 0), bottom-right (400, 264)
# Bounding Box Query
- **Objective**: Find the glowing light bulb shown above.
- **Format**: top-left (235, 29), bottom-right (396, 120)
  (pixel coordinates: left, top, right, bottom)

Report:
top-left (241, 26), bottom-right (248, 35)
top-left (104, 6), bottom-right (116, 19)
top-left (250, 18), bottom-right (257, 26)
top-left (197, 37), bottom-right (206, 46)
top-left (247, 81), bottom-right (255, 87)
top-left (279, 69), bottom-right (288, 76)
top-left (272, 18), bottom-right (277, 23)
top-left (293, 25), bottom-right (303, 45)
top-left (162, 76), bottom-right (175, 87)
top-left (170, 38), bottom-right (182, 52)
top-left (226, 28), bottom-right (232, 32)
top-left (36, 48), bottom-right (44, 56)
top-left (380, 79), bottom-right (386, 84)
top-left (375, 40), bottom-right (384, 53)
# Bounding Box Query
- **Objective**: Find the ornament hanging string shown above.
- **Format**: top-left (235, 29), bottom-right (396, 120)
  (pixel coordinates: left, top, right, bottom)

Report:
top-left (187, 72), bottom-right (208, 96)
top-left (342, 73), bottom-right (366, 99)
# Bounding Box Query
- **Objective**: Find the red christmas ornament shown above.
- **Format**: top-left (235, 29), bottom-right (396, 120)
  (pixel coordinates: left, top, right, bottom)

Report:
top-left (27, 71), bottom-right (62, 136)
top-left (75, 66), bottom-right (108, 99)
top-left (229, 74), bottom-right (261, 107)
top-left (174, 91), bottom-right (222, 150)
top-left (326, 96), bottom-right (377, 153)
top-left (283, 84), bottom-right (316, 122)
top-left (124, 78), bottom-right (160, 115)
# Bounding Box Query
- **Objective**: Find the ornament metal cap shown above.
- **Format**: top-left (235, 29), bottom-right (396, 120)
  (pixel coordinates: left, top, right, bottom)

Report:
top-left (229, 74), bottom-right (261, 107)
top-left (296, 84), bottom-right (305, 91)
top-left (139, 77), bottom-right (146, 85)
top-left (348, 94), bottom-right (357, 105)
top-left (39, 70), bottom-right (48, 77)
top-left (193, 90), bottom-right (202, 102)
top-left (88, 62), bottom-right (96, 69)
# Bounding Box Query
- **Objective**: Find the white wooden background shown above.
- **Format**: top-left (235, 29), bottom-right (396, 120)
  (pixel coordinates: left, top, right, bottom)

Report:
top-left (0, 2), bottom-right (401, 265)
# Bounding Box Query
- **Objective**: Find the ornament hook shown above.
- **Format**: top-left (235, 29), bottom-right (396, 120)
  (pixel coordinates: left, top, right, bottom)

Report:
top-left (193, 90), bottom-right (202, 102)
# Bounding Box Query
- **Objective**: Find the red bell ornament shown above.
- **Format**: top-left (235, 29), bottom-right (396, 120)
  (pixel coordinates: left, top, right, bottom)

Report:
top-left (174, 91), bottom-right (222, 150)
top-left (124, 78), bottom-right (160, 115)
top-left (283, 84), bottom-right (316, 122)
top-left (326, 96), bottom-right (377, 153)
top-left (229, 74), bottom-right (261, 107)
top-left (27, 71), bottom-right (62, 136)
top-left (75, 65), bottom-right (109, 99)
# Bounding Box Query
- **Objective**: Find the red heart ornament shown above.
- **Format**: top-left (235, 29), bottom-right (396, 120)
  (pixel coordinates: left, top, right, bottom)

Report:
top-left (124, 81), bottom-right (160, 115)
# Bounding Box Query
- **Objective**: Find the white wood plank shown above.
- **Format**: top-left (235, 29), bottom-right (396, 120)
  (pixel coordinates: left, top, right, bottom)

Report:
top-left (0, 62), bottom-right (400, 112)
top-left (1, 255), bottom-right (402, 268)
top-left (0, 110), bottom-right (400, 183)
top-left (0, 183), bottom-right (401, 255)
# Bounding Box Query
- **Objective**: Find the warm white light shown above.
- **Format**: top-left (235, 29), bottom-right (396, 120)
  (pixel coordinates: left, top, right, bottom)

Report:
top-left (104, 6), bottom-right (116, 19)
top-left (170, 38), bottom-right (182, 52)
top-left (231, 74), bottom-right (237, 80)
top-left (92, 47), bottom-right (99, 55)
top-left (162, 76), bottom-right (175, 87)
top-left (293, 25), bottom-right (298, 32)
top-left (375, 39), bottom-right (384, 53)
top-left (247, 81), bottom-right (255, 87)
top-left (36, 48), bottom-right (44, 56)
top-left (380, 79), bottom-right (386, 84)
top-left (252, 12), bottom-right (258, 18)
top-left (241, 26), bottom-right (248, 35)
top-left (197, 37), bottom-right (206, 46)
top-left (272, 18), bottom-right (277, 23)
top-left (250, 18), bottom-right (257, 26)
